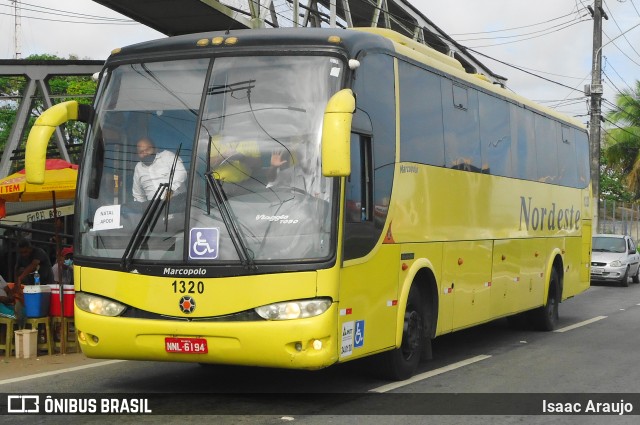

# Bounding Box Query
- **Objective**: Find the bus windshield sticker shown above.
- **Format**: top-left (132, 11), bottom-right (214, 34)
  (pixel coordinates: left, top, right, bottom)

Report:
top-left (340, 321), bottom-right (354, 358)
top-left (91, 205), bottom-right (123, 231)
top-left (330, 67), bottom-right (341, 78)
top-left (189, 228), bottom-right (220, 260)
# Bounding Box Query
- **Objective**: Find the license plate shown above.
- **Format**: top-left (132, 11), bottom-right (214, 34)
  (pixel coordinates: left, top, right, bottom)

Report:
top-left (591, 268), bottom-right (604, 275)
top-left (165, 337), bottom-right (208, 354)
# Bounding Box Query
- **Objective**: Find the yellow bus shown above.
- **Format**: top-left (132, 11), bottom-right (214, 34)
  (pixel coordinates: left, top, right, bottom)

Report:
top-left (26, 27), bottom-right (591, 380)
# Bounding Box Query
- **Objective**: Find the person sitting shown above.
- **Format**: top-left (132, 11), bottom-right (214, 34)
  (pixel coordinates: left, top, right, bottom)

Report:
top-left (52, 246), bottom-right (74, 286)
top-left (0, 280), bottom-right (25, 328)
top-left (15, 238), bottom-right (54, 286)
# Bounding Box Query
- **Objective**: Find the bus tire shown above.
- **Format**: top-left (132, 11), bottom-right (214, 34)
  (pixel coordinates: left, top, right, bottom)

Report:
top-left (380, 285), bottom-right (424, 380)
top-left (531, 268), bottom-right (559, 331)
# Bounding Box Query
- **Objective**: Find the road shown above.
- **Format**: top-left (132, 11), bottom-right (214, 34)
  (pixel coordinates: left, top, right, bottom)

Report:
top-left (2, 280), bottom-right (640, 424)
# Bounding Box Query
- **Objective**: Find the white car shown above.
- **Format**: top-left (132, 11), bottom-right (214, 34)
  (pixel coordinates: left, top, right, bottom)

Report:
top-left (591, 234), bottom-right (640, 287)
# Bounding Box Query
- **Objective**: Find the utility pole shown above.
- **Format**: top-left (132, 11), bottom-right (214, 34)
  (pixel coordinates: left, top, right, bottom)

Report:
top-left (588, 0), bottom-right (606, 232)
top-left (13, 0), bottom-right (21, 59)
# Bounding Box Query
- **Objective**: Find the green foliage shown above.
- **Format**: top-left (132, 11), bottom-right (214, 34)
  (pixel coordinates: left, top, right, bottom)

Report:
top-left (602, 80), bottom-right (640, 200)
top-left (600, 155), bottom-right (634, 202)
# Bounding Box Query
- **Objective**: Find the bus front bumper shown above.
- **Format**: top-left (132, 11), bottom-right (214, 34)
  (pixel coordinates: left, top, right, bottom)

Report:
top-left (75, 303), bottom-right (339, 370)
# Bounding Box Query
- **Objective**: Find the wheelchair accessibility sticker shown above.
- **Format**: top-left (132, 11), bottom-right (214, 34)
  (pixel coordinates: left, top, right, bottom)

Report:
top-left (340, 320), bottom-right (365, 358)
top-left (354, 320), bottom-right (365, 348)
top-left (189, 228), bottom-right (219, 259)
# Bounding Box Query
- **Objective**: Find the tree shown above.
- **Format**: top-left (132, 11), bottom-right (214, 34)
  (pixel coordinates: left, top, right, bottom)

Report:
top-left (602, 80), bottom-right (640, 199)
top-left (600, 152), bottom-right (634, 202)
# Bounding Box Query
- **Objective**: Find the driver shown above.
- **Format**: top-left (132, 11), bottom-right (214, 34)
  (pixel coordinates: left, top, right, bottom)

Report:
top-left (132, 137), bottom-right (187, 202)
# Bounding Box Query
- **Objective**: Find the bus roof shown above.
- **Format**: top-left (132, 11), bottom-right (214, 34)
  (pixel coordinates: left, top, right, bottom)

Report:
top-left (107, 27), bottom-right (586, 130)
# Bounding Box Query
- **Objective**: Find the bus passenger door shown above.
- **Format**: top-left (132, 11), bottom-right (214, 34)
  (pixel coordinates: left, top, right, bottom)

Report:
top-left (339, 133), bottom-right (398, 360)
top-left (443, 241), bottom-right (493, 330)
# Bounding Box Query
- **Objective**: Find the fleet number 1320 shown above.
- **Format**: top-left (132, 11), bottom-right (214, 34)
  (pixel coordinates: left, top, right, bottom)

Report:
top-left (172, 280), bottom-right (205, 294)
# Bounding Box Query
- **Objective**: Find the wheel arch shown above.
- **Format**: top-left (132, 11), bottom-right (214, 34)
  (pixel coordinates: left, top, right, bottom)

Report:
top-left (545, 250), bottom-right (564, 302)
top-left (395, 259), bottom-right (439, 347)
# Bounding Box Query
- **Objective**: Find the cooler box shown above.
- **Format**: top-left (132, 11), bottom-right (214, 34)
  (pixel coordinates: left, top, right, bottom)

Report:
top-left (23, 285), bottom-right (51, 318)
top-left (49, 284), bottom-right (75, 317)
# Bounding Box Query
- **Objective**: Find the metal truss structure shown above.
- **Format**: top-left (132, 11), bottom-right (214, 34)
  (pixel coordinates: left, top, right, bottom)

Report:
top-left (94, 0), bottom-right (506, 85)
top-left (0, 60), bottom-right (103, 177)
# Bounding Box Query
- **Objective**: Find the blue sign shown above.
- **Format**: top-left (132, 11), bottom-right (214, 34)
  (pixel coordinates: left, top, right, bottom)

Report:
top-left (354, 320), bottom-right (365, 348)
top-left (189, 228), bottom-right (219, 259)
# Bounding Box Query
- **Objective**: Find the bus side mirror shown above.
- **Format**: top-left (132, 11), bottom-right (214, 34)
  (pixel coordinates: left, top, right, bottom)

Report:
top-left (26, 101), bottom-right (80, 184)
top-left (321, 89), bottom-right (355, 177)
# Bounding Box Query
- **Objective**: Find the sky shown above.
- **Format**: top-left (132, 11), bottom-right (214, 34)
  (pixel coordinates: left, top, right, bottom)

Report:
top-left (1, 0), bottom-right (639, 126)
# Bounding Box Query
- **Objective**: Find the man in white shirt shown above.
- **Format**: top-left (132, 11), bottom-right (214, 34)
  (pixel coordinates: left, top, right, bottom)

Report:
top-left (132, 137), bottom-right (187, 202)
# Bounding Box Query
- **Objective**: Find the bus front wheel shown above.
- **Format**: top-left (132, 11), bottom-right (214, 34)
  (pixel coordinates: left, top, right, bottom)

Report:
top-left (380, 285), bottom-right (425, 380)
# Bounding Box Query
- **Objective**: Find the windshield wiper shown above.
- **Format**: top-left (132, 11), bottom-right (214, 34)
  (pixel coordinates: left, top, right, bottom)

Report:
top-left (164, 145), bottom-right (182, 230)
top-left (205, 172), bottom-right (257, 271)
top-left (121, 148), bottom-right (184, 270)
top-left (207, 80), bottom-right (255, 96)
top-left (121, 183), bottom-right (168, 271)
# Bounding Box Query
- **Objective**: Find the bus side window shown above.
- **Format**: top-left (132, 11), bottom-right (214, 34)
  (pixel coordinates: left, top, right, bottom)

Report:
top-left (442, 81), bottom-right (481, 171)
top-left (346, 133), bottom-right (372, 223)
top-left (534, 114), bottom-right (559, 183)
top-left (574, 128), bottom-right (590, 187)
top-left (557, 125), bottom-right (578, 187)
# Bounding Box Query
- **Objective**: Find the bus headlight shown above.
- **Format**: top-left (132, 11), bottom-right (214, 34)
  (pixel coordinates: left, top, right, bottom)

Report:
top-left (76, 292), bottom-right (126, 317)
top-left (255, 298), bottom-right (332, 320)
top-left (610, 260), bottom-right (623, 267)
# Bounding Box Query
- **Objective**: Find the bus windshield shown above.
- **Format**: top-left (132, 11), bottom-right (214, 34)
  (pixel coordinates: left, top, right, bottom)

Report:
top-left (77, 55), bottom-right (342, 265)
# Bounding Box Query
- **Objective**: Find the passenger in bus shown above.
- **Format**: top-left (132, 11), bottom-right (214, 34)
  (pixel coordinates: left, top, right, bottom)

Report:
top-left (132, 137), bottom-right (188, 202)
top-left (14, 238), bottom-right (54, 286)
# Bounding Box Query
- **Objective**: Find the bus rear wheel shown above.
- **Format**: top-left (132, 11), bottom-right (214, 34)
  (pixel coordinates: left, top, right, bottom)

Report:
top-left (379, 285), bottom-right (425, 380)
top-left (530, 268), bottom-right (559, 331)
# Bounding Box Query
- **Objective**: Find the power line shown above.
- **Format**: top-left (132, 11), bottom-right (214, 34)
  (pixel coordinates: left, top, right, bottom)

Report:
top-left (462, 47), bottom-right (582, 91)
top-left (603, 115), bottom-right (640, 138)
top-left (0, 10), bottom-right (137, 25)
top-left (603, 98), bottom-right (640, 125)
top-left (603, 0), bottom-right (640, 59)
top-left (602, 69), bottom-right (626, 97)
top-left (0, 0), bottom-right (134, 22)
top-left (506, 66), bottom-right (584, 81)
top-left (603, 30), bottom-right (640, 67)
top-left (449, 10), bottom-right (580, 35)
top-left (467, 18), bottom-right (591, 48)
top-left (535, 96), bottom-right (587, 103)
top-left (604, 56), bottom-right (635, 91)
top-left (601, 127), bottom-right (624, 146)
top-left (456, 15), bottom-right (588, 42)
